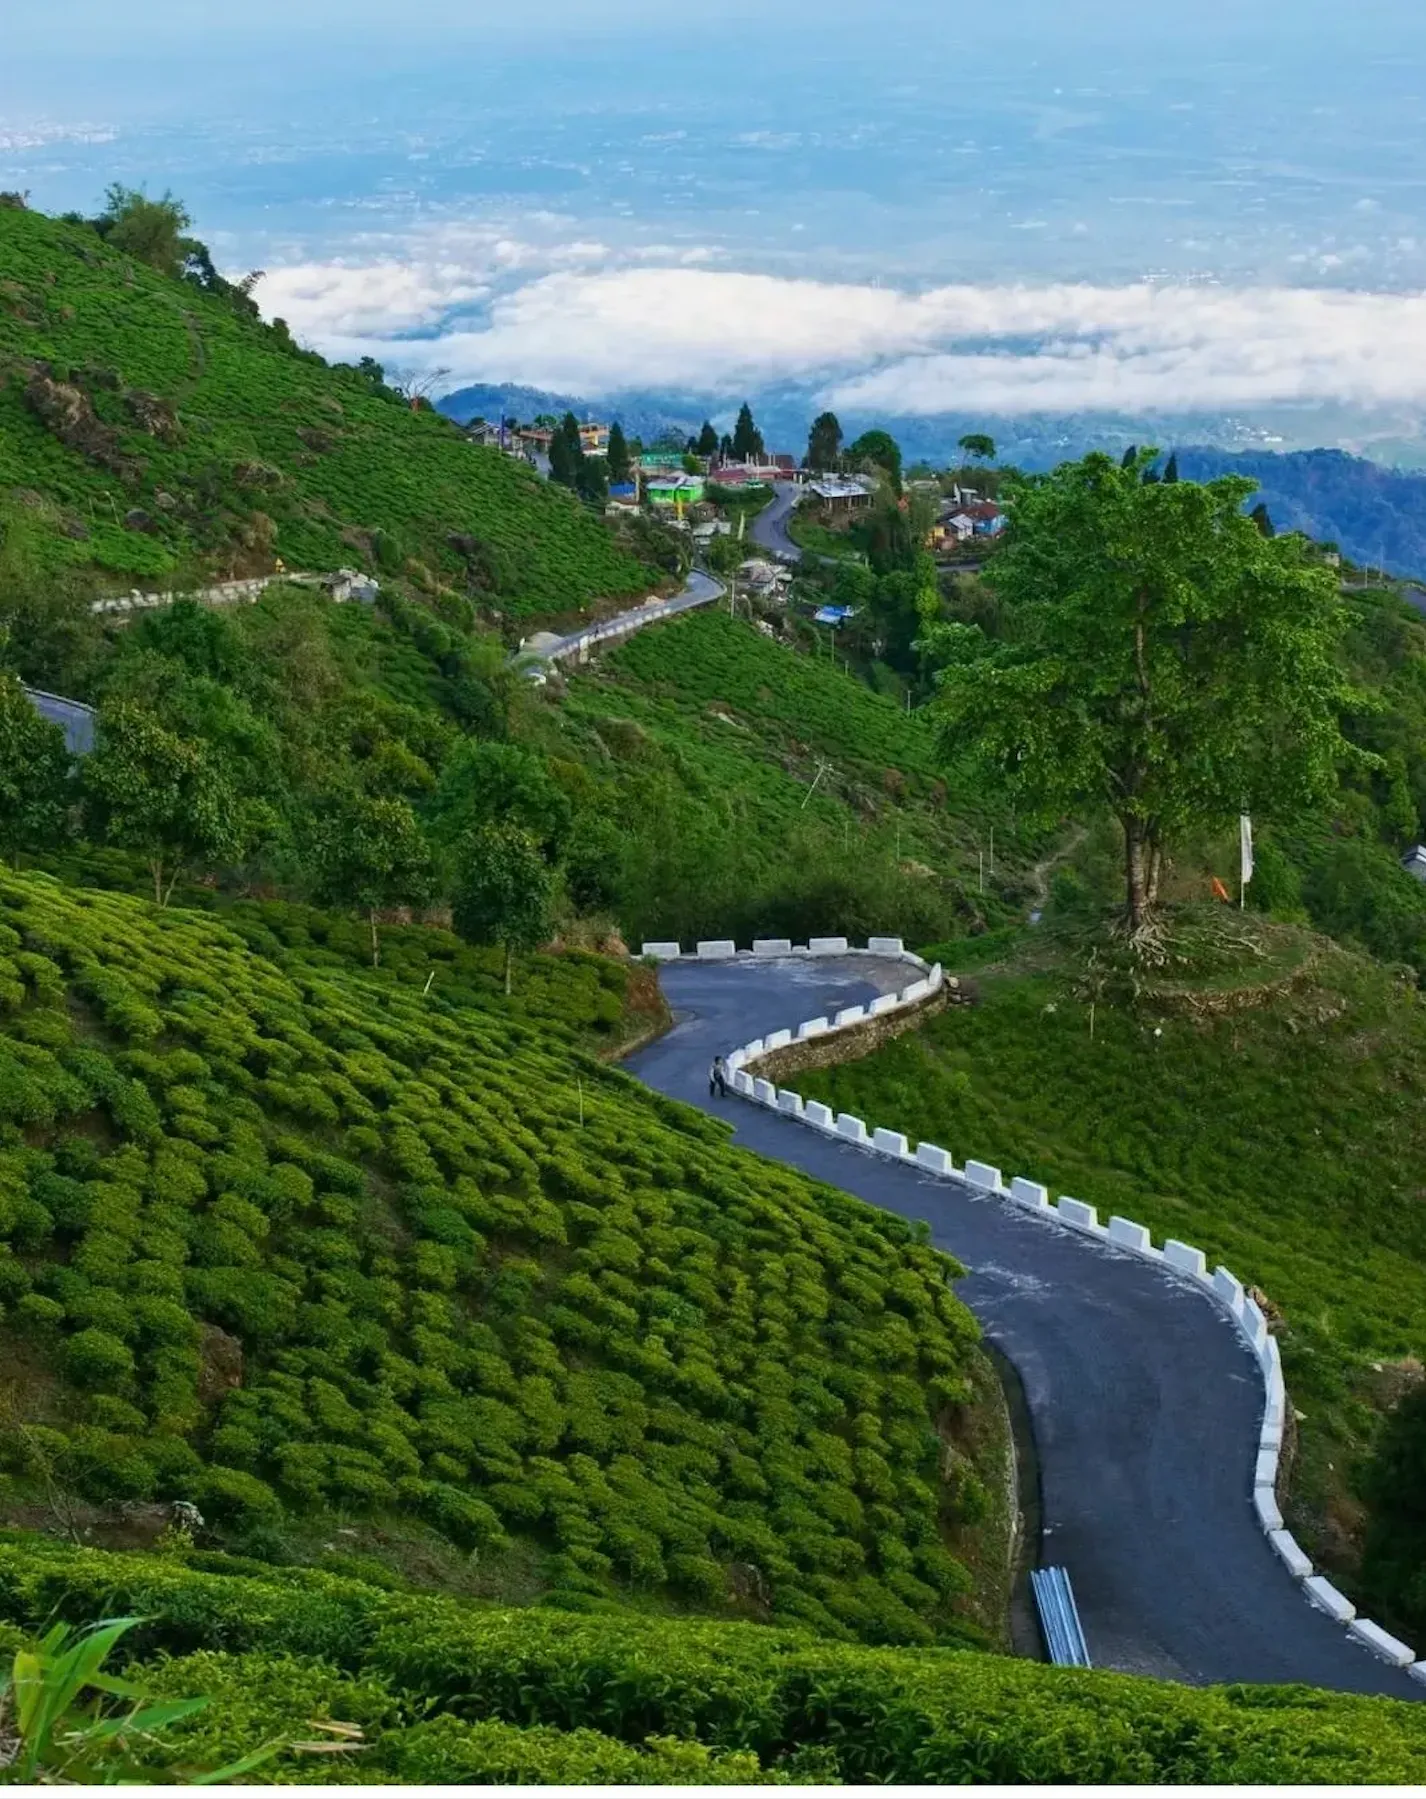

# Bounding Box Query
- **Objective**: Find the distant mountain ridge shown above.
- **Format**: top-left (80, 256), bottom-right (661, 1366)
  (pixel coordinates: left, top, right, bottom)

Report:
top-left (1172, 447), bottom-right (1426, 579)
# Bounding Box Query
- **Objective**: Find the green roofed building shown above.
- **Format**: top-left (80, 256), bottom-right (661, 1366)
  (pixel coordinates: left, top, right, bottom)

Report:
top-left (646, 474), bottom-right (705, 505)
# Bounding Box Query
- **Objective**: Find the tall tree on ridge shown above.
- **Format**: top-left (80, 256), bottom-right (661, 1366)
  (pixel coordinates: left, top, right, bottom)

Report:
top-left (807, 411), bottom-right (843, 471)
top-left (606, 420), bottom-right (632, 485)
top-left (925, 452), bottom-right (1360, 934)
top-left (696, 420), bottom-right (720, 458)
top-left (732, 403), bottom-right (763, 462)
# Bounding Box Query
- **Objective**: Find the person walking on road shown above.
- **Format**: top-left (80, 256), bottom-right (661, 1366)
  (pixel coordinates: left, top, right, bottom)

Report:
top-left (709, 1055), bottom-right (729, 1098)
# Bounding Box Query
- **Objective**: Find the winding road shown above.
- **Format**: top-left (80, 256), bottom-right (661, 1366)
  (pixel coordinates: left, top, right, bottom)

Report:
top-left (525, 568), bottom-right (725, 665)
top-left (626, 954), bottom-right (1422, 1698)
top-left (749, 483), bottom-right (804, 562)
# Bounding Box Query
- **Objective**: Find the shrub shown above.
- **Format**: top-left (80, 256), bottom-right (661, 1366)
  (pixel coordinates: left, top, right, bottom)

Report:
top-left (63, 1327), bottom-right (136, 1391)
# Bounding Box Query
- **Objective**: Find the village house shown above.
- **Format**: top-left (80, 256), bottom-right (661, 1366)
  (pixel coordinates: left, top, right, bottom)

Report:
top-left (463, 417), bottom-right (506, 450)
top-left (967, 500), bottom-right (1008, 536)
top-left (737, 557), bottom-right (793, 598)
top-left (807, 476), bottom-right (874, 513)
top-left (646, 472), bottom-right (706, 508)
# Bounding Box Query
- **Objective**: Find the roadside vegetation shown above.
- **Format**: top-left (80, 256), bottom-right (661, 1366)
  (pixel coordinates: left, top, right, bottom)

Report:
top-left (0, 867), bottom-right (999, 1643)
top-left (0, 1541), bottom-right (1422, 1784)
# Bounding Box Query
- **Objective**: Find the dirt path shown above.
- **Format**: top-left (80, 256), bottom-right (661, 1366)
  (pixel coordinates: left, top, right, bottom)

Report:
top-left (1028, 825), bottom-right (1088, 911)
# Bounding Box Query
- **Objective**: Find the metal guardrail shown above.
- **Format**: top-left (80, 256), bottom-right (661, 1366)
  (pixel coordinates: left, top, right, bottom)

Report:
top-left (1031, 1566), bottom-right (1092, 1667)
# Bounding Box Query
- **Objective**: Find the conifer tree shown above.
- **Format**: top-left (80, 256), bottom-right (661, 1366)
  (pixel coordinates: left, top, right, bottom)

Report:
top-left (807, 411), bottom-right (843, 470)
top-left (732, 403), bottom-right (763, 461)
top-left (606, 420), bottom-right (631, 484)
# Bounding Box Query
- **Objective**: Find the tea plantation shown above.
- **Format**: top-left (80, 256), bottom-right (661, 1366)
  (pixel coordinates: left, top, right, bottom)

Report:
top-left (0, 868), bottom-right (1002, 1647)
top-left (1, 1539), bottom-right (1424, 1782)
top-left (0, 203), bottom-right (651, 617)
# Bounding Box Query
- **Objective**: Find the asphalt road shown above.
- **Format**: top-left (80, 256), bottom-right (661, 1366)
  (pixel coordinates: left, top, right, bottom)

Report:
top-left (749, 484), bottom-right (804, 562)
top-left (21, 686), bottom-right (96, 754)
top-left (625, 955), bottom-right (1422, 1698)
top-left (532, 568), bottom-right (725, 663)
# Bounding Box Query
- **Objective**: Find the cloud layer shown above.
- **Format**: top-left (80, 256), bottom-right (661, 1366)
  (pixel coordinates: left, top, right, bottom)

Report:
top-left (259, 243), bottom-right (1426, 415)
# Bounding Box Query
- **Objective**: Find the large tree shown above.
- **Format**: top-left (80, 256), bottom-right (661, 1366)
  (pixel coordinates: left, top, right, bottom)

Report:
top-left (549, 413), bottom-right (585, 490)
top-left (82, 703), bottom-right (241, 906)
top-left (731, 403), bottom-right (764, 462)
top-left (95, 184), bottom-right (194, 278)
top-left (452, 823), bottom-right (554, 995)
top-left (926, 451), bottom-right (1358, 932)
top-left (0, 676), bottom-right (72, 866)
top-left (309, 790), bottom-right (433, 966)
top-left (958, 433), bottom-right (996, 464)
top-left (806, 411), bottom-right (843, 471)
top-left (695, 420), bottom-right (720, 458)
top-left (847, 428), bottom-right (903, 493)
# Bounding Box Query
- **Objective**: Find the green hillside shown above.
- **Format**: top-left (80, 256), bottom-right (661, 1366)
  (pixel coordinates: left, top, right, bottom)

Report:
top-left (0, 202), bottom-right (652, 618)
top-left (543, 608), bottom-right (1032, 945)
top-left (0, 868), bottom-right (1006, 1647)
top-left (1, 1541), bottom-right (1424, 1784)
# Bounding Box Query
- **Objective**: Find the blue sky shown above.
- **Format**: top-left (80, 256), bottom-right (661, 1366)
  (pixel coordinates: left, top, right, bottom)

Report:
top-left (7, 0), bottom-right (1426, 442)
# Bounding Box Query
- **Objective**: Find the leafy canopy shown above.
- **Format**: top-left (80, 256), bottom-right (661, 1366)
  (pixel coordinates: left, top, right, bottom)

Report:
top-left (925, 451), bottom-right (1359, 925)
top-left (452, 822), bottom-right (555, 993)
top-left (0, 678), bottom-right (72, 866)
top-left (82, 701), bottom-right (241, 906)
top-left (96, 184), bottom-right (193, 278)
top-left (848, 429), bottom-right (903, 495)
top-left (309, 789), bottom-right (433, 963)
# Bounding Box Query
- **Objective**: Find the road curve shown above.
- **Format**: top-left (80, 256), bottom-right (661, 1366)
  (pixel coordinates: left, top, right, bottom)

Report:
top-left (530, 568), bottom-right (725, 664)
top-left (625, 955), bottom-right (1422, 1699)
top-left (749, 483), bottom-right (804, 562)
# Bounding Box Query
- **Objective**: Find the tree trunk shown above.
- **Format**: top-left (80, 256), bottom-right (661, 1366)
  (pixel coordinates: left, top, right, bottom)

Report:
top-left (1146, 838), bottom-right (1165, 907)
top-left (369, 908), bottom-right (380, 968)
top-left (151, 859), bottom-right (165, 907)
top-left (504, 940), bottom-right (513, 997)
top-left (1121, 816), bottom-right (1150, 932)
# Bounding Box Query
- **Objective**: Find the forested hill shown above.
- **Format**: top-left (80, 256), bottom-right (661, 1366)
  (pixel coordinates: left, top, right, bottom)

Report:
top-left (1175, 447), bottom-right (1426, 578)
top-left (0, 201), bottom-right (653, 618)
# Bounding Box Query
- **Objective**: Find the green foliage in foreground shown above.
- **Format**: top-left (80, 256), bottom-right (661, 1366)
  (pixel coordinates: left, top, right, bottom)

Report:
top-left (0, 202), bottom-right (651, 615)
top-left (0, 1613), bottom-right (276, 1785)
top-left (794, 911), bottom-right (1426, 1629)
top-left (0, 1541), bottom-right (1423, 1785)
top-left (0, 869), bottom-right (988, 1643)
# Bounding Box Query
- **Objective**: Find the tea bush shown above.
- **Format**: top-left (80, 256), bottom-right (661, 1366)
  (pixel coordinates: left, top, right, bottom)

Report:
top-left (0, 869), bottom-right (987, 1642)
top-left (0, 1541), bottom-right (1422, 1784)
